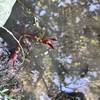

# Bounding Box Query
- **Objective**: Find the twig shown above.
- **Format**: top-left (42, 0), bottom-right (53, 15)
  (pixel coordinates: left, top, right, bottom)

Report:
top-left (1, 26), bottom-right (25, 66)
top-left (41, 77), bottom-right (49, 91)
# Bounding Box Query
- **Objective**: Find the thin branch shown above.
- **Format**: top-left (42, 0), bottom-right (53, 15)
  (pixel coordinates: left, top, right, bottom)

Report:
top-left (41, 76), bottom-right (49, 91)
top-left (1, 26), bottom-right (25, 66)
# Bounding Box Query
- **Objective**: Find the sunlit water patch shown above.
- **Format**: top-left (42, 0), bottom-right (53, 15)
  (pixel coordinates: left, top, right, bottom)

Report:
top-left (89, 3), bottom-right (100, 12)
top-left (52, 72), bottom-right (90, 93)
top-left (56, 54), bottom-right (73, 64)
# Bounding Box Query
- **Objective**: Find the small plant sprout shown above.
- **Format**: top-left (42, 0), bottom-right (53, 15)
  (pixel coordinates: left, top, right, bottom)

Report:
top-left (6, 47), bottom-right (20, 69)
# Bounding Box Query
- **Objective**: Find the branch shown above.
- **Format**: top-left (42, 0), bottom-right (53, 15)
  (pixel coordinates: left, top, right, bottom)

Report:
top-left (1, 26), bottom-right (25, 66)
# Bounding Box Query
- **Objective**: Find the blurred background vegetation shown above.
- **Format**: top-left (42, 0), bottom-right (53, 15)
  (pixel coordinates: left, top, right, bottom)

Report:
top-left (0, 0), bottom-right (100, 100)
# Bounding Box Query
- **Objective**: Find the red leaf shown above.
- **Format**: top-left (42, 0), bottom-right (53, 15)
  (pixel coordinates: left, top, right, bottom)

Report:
top-left (6, 47), bottom-right (20, 69)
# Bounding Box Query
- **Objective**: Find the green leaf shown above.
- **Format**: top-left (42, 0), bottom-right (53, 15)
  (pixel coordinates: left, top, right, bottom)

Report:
top-left (1, 89), bottom-right (9, 93)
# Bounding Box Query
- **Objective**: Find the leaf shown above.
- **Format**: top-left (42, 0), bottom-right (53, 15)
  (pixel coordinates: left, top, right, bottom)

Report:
top-left (4, 95), bottom-right (8, 100)
top-left (90, 40), bottom-right (98, 46)
top-left (0, 0), bottom-right (16, 27)
top-left (1, 89), bottom-right (9, 93)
